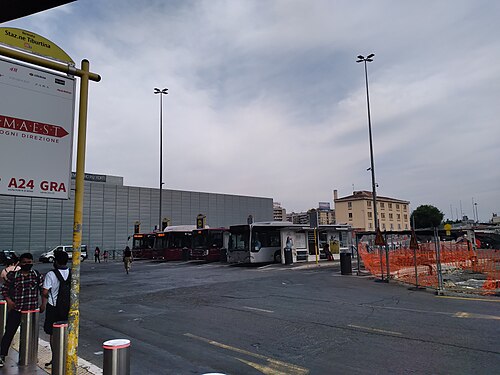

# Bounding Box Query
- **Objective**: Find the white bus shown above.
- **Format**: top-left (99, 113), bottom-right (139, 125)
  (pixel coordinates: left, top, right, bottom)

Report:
top-left (227, 222), bottom-right (309, 264)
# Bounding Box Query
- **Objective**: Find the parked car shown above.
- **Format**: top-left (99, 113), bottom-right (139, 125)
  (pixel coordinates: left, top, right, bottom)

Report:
top-left (39, 245), bottom-right (88, 263)
top-left (0, 251), bottom-right (19, 266)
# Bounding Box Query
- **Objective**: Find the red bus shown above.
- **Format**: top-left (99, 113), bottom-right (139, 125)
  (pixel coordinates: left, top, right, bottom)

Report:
top-left (154, 225), bottom-right (194, 261)
top-left (190, 228), bottom-right (229, 262)
top-left (132, 225), bottom-right (194, 261)
top-left (132, 233), bottom-right (155, 259)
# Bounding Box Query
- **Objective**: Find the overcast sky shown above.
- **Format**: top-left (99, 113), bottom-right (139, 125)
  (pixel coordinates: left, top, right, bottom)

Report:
top-left (6, 0), bottom-right (500, 221)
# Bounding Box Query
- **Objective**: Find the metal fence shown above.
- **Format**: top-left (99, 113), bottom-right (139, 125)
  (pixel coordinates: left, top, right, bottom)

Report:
top-left (358, 237), bottom-right (500, 295)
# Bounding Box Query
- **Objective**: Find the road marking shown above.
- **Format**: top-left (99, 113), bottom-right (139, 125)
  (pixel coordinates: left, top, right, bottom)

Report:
top-left (243, 306), bottom-right (274, 313)
top-left (257, 264), bottom-right (276, 269)
top-left (348, 324), bottom-right (402, 336)
top-left (184, 333), bottom-right (309, 375)
top-left (436, 296), bottom-right (500, 303)
top-left (453, 312), bottom-right (500, 320)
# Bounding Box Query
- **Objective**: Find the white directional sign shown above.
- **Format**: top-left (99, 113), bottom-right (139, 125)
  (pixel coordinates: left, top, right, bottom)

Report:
top-left (0, 57), bottom-right (75, 199)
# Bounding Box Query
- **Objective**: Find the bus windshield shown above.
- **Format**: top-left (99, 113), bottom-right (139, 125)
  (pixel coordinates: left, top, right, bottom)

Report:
top-left (133, 235), bottom-right (155, 249)
top-left (192, 231), bottom-right (206, 249)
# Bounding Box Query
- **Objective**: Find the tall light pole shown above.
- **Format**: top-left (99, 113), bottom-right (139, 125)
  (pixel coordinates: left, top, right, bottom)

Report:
top-left (154, 87), bottom-right (168, 231)
top-left (357, 53), bottom-right (378, 230)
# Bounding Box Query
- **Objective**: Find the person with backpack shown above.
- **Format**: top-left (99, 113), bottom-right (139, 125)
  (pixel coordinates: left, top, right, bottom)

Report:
top-left (123, 246), bottom-right (132, 274)
top-left (0, 253), bottom-right (44, 368)
top-left (40, 250), bottom-right (71, 369)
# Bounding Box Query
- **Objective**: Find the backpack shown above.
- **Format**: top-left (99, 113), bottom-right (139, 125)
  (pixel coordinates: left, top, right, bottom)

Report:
top-left (51, 268), bottom-right (71, 319)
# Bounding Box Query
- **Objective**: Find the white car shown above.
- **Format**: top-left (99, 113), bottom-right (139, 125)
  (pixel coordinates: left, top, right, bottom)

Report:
top-left (39, 245), bottom-right (88, 263)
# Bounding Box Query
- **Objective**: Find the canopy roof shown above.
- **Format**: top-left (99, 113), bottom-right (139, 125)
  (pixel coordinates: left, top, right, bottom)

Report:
top-left (1, 1), bottom-right (76, 23)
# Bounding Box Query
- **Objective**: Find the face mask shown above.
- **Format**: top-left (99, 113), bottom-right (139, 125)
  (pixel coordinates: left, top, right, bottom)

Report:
top-left (20, 264), bottom-right (33, 272)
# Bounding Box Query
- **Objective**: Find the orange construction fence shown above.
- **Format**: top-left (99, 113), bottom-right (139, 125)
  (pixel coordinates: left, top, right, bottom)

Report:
top-left (358, 242), bottom-right (500, 295)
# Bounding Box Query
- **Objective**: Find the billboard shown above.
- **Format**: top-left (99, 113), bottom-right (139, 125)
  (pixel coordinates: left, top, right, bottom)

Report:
top-left (0, 57), bottom-right (75, 199)
top-left (318, 202), bottom-right (330, 210)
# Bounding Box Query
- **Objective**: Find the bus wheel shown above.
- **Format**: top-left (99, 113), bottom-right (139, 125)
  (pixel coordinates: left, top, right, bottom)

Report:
top-left (274, 251), bottom-right (282, 264)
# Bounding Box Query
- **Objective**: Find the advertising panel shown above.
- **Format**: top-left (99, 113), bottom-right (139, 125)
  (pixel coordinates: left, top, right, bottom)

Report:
top-left (0, 57), bottom-right (75, 199)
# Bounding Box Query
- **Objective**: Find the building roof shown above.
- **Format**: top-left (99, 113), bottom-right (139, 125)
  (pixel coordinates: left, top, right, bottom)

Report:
top-left (334, 190), bottom-right (410, 204)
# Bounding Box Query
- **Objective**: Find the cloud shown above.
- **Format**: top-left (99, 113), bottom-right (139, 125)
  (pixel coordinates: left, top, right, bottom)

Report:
top-left (5, 0), bottom-right (500, 220)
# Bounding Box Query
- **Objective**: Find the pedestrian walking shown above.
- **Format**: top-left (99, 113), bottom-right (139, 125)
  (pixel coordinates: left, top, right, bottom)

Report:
top-left (94, 246), bottom-right (101, 263)
top-left (0, 253), bottom-right (44, 367)
top-left (103, 250), bottom-right (109, 262)
top-left (123, 246), bottom-right (132, 274)
top-left (40, 250), bottom-right (71, 369)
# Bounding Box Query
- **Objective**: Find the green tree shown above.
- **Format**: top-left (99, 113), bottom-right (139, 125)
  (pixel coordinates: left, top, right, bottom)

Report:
top-left (410, 205), bottom-right (444, 228)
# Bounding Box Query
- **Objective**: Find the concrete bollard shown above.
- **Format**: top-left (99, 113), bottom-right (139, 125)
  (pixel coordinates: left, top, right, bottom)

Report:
top-left (19, 309), bottom-right (39, 366)
top-left (0, 301), bottom-right (6, 342)
top-left (103, 339), bottom-right (130, 375)
top-left (52, 321), bottom-right (68, 375)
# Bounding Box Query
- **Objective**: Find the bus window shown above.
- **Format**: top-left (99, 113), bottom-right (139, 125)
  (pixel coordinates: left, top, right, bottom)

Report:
top-left (253, 227), bottom-right (280, 248)
top-left (229, 230), bottom-right (248, 251)
top-left (210, 232), bottom-right (223, 248)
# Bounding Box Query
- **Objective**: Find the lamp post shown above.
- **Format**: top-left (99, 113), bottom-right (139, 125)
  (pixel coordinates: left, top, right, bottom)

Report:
top-left (356, 53), bottom-right (378, 230)
top-left (154, 87), bottom-right (168, 231)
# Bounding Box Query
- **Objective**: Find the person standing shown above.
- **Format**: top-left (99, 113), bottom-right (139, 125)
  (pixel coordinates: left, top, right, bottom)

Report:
top-left (103, 250), bottom-right (109, 262)
top-left (40, 250), bottom-right (71, 369)
top-left (123, 246), bottom-right (132, 274)
top-left (0, 253), bottom-right (43, 367)
top-left (94, 247), bottom-right (101, 263)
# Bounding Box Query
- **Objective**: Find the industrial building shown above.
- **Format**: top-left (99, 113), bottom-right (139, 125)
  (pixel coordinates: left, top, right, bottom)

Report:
top-left (0, 173), bottom-right (273, 254)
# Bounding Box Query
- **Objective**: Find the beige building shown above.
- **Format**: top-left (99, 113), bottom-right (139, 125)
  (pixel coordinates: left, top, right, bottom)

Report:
top-left (273, 202), bottom-right (287, 221)
top-left (334, 190), bottom-right (410, 231)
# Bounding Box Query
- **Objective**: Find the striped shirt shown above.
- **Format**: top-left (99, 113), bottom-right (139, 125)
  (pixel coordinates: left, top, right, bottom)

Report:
top-left (1, 270), bottom-right (44, 312)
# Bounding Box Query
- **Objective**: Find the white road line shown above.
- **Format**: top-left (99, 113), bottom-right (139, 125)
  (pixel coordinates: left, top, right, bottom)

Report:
top-left (348, 324), bottom-right (402, 336)
top-left (243, 306), bottom-right (275, 313)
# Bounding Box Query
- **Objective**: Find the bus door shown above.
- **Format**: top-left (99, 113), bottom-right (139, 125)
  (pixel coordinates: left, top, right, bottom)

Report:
top-left (228, 226), bottom-right (250, 263)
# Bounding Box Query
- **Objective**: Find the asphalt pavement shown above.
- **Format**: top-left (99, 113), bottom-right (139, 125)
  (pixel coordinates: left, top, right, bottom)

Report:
top-left (33, 258), bottom-right (500, 375)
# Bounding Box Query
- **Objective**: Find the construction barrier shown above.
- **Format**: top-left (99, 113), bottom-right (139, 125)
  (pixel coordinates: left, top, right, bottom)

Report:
top-left (358, 242), bottom-right (500, 295)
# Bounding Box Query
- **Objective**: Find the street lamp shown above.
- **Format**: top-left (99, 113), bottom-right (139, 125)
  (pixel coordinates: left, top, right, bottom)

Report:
top-left (154, 87), bottom-right (168, 231)
top-left (356, 53), bottom-right (378, 230)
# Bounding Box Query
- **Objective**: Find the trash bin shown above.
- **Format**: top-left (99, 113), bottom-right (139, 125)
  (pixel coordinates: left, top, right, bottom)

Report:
top-left (340, 250), bottom-right (352, 275)
top-left (284, 247), bottom-right (293, 265)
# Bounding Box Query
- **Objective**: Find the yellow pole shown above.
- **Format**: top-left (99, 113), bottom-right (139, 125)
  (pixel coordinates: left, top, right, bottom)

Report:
top-left (0, 44), bottom-right (100, 375)
top-left (66, 59), bottom-right (90, 375)
top-left (0, 45), bottom-right (100, 82)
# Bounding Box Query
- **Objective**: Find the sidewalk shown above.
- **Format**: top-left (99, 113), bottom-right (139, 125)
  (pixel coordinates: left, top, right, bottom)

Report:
top-left (1, 331), bottom-right (102, 375)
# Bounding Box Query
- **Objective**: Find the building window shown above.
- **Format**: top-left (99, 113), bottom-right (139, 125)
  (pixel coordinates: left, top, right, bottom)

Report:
top-left (369, 223), bottom-right (372, 229)
top-left (367, 201), bottom-right (372, 207)
top-left (382, 223), bottom-right (386, 229)
top-left (390, 224), bottom-right (394, 230)
top-left (397, 214), bottom-right (401, 220)
top-left (403, 205), bottom-right (407, 211)
top-left (398, 224), bottom-right (401, 229)
top-left (405, 224), bottom-right (408, 229)
top-left (404, 214), bottom-right (407, 220)
top-left (389, 213), bottom-right (393, 220)
top-left (396, 204), bottom-right (400, 209)
top-left (380, 202), bottom-right (385, 209)
top-left (348, 213), bottom-right (353, 220)
top-left (367, 212), bottom-right (372, 218)
top-left (388, 203), bottom-right (392, 210)
top-left (348, 202), bottom-right (352, 209)
top-left (381, 213), bottom-right (385, 219)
